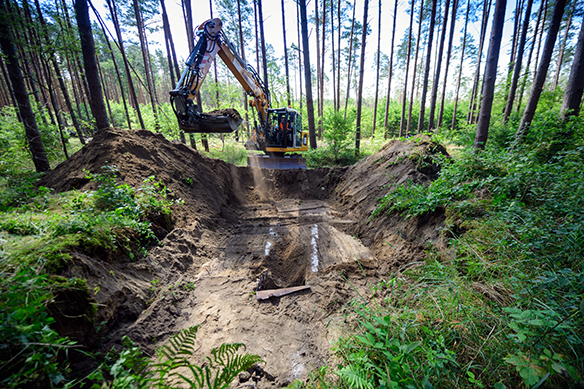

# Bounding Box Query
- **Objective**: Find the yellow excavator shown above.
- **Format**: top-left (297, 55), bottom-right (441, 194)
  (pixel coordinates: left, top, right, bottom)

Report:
top-left (170, 18), bottom-right (308, 169)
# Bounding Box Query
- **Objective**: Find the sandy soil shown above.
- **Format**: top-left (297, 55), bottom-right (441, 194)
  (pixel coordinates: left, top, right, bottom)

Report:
top-left (38, 128), bottom-right (447, 387)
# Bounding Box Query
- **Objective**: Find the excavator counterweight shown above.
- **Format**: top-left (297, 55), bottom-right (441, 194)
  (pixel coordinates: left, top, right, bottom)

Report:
top-left (170, 18), bottom-right (307, 169)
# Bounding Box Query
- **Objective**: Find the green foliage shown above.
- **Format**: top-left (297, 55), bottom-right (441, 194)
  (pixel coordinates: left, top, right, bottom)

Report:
top-left (365, 116), bottom-right (584, 387)
top-left (0, 268), bottom-right (77, 388)
top-left (84, 325), bottom-right (263, 389)
top-left (1, 165), bottom-right (181, 270)
top-left (305, 108), bottom-right (360, 168)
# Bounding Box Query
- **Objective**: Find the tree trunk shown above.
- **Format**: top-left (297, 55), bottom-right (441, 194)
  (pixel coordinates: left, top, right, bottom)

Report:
top-left (383, 0), bottom-right (398, 138)
top-left (336, 0), bottom-right (341, 111)
top-left (161, 0), bottom-right (179, 86)
top-left (503, 0), bottom-right (534, 122)
top-left (299, 0), bottom-right (317, 148)
top-left (552, 0), bottom-right (576, 90)
top-left (561, 16), bottom-right (584, 118)
top-left (238, 0), bottom-right (250, 136)
top-left (467, 0), bottom-right (491, 124)
top-left (315, 0), bottom-right (321, 134)
top-left (133, 0), bottom-right (159, 129)
top-left (516, 0), bottom-right (567, 143)
top-left (34, 0), bottom-right (86, 141)
top-left (503, 0), bottom-right (524, 103)
top-left (281, 0), bottom-right (291, 107)
top-left (532, 0), bottom-right (549, 80)
top-left (0, 1), bottom-right (50, 172)
top-left (473, 0), bottom-right (507, 149)
top-left (437, 0), bottom-right (458, 129)
top-left (296, 1), bottom-right (303, 111)
top-left (94, 10), bottom-right (132, 129)
top-left (355, 0), bottom-right (369, 155)
top-left (417, 0), bottom-right (437, 134)
top-left (344, 0), bottom-right (357, 118)
top-left (372, 0), bottom-right (382, 138)
top-left (516, 0), bottom-right (545, 112)
top-left (75, 0), bottom-right (110, 131)
top-left (428, 0), bottom-right (451, 131)
top-left (407, 0), bottom-right (424, 135)
top-left (400, 0), bottom-right (416, 137)
top-left (107, 0), bottom-right (145, 129)
top-left (319, 0), bottom-right (326, 138)
top-left (257, 0), bottom-right (269, 90)
top-left (331, 0), bottom-right (336, 111)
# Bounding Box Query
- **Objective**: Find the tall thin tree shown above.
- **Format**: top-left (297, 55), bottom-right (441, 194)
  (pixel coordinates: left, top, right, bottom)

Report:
top-left (561, 15), bottom-right (584, 118)
top-left (372, 0), bottom-right (382, 138)
top-left (516, 0), bottom-right (567, 143)
top-left (383, 0), bottom-right (398, 138)
top-left (355, 0), bottom-right (369, 155)
top-left (299, 0), bottom-right (317, 148)
top-left (0, 0), bottom-right (50, 172)
top-left (417, 0), bottom-right (437, 134)
top-left (400, 0), bottom-right (416, 137)
top-left (473, 0), bottom-right (507, 149)
top-left (503, 0), bottom-right (534, 122)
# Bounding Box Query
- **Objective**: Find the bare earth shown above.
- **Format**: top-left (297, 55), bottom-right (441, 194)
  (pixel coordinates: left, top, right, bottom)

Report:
top-left (38, 128), bottom-right (446, 387)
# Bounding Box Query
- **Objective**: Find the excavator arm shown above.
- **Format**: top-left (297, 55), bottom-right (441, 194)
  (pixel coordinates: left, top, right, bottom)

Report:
top-left (170, 18), bottom-right (308, 169)
top-left (170, 18), bottom-right (269, 133)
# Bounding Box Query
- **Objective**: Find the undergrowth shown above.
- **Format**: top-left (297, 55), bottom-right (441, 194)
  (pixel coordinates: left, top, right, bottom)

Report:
top-left (306, 114), bottom-right (584, 389)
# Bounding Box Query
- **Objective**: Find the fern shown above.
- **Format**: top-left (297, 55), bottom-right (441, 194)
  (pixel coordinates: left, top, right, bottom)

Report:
top-left (151, 325), bottom-right (263, 389)
top-left (336, 366), bottom-right (375, 389)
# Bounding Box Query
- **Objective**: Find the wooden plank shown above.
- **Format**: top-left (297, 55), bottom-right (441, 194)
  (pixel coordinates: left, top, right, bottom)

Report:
top-left (256, 285), bottom-right (311, 300)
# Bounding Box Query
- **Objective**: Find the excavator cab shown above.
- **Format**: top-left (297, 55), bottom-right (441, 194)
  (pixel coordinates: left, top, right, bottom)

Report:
top-left (248, 108), bottom-right (309, 169)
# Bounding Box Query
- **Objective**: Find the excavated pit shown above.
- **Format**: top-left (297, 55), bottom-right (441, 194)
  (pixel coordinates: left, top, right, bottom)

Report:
top-left (38, 128), bottom-right (447, 387)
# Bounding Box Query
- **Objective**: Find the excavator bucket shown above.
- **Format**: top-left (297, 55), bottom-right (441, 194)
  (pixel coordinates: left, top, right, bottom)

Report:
top-left (247, 153), bottom-right (307, 170)
top-left (179, 111), bottom-right (243, 133)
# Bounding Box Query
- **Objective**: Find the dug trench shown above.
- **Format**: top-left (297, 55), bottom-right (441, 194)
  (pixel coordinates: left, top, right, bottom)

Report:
top-left (38, 128), bottom-right (447, 387)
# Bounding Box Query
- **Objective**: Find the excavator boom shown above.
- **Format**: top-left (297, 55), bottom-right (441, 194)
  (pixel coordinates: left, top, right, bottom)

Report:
top-left (170, 18), bottom-right (308, 169)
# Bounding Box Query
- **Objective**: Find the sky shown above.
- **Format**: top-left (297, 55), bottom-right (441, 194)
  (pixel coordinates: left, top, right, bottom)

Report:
top-left (91, 0), bottom-right (527, 100)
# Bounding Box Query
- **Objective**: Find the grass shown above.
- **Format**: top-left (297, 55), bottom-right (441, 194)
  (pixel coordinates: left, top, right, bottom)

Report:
top-left (291, 115), bottom-right (584, 389)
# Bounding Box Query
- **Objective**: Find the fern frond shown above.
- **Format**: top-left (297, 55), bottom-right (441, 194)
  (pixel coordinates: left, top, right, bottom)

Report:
top-left (336, 366), bottom-right (374, 389)
top-left (162, 325), bottom-right (200, 360)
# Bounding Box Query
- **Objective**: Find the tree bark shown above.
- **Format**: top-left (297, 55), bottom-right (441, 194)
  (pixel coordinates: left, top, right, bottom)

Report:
top-left (237, 0), bottom-right (250, 136)
top-left (383, 0), bottom-right (398, 138)
top-left (552, 0), bottom-right (576, 90)
top-left (93, 8), bottom-right (132, 129)
top-left (400, 0), bottom-right (416, 137)
top-left (133, 0), bottom-right (159, 129)
top-left (107, 0), bottom-right (145, 129)
top-left (407, 0), bottom-right (424, 135)
top-left (296, 1), bottom-right (303, 111)
top-left (516, 0), bottom-right (545, 112)
top-left (355, 0), bottom-right (369, 155)
top-left (299, 0), bottom-right (317, 148)
top-left (417, 0), bottom-right (437, 134)
top-left (473, 0), bottom-right (507, 149)
top-left (372, 0), bottom-right (382, 138)
top-left (467, 0), bottom-right (491, 124)
top-left (344, 0), bottom-right (357, 119)
top-left (561, 15), bottom-right (584, 118)
top-left (257, 0), bottom-right (269, 91)
top-left (281, 0), bottom-right (291, 107)
top-left (331, 0), bottom-right (336, 111)
top-left (503, 0), bottom-right (534, 122)
top-left (0, 1), bottom-right (50, 172)
top-left (428, 0), bottom-right (451, 131)
top-left (437, 0), bottom-right (458, 129)
top-left (75, 0), bottom-right (109, 131)
top-left (516, 0), bottom-right (567, 143)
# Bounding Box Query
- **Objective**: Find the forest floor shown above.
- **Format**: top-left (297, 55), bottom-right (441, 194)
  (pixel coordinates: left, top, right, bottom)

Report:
top-left (38, 128), bottom-right (446, 387)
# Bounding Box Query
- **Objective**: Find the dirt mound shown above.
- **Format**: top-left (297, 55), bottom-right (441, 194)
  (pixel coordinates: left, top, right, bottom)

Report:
top-left (38, 129), bottom-right (448, 386)
top-left (206, 108), bottom-right (243, 121)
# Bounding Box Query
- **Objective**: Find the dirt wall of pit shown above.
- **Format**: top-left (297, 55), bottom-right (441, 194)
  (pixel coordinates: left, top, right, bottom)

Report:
top-left (38, 129), bottom-right (447, 386)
